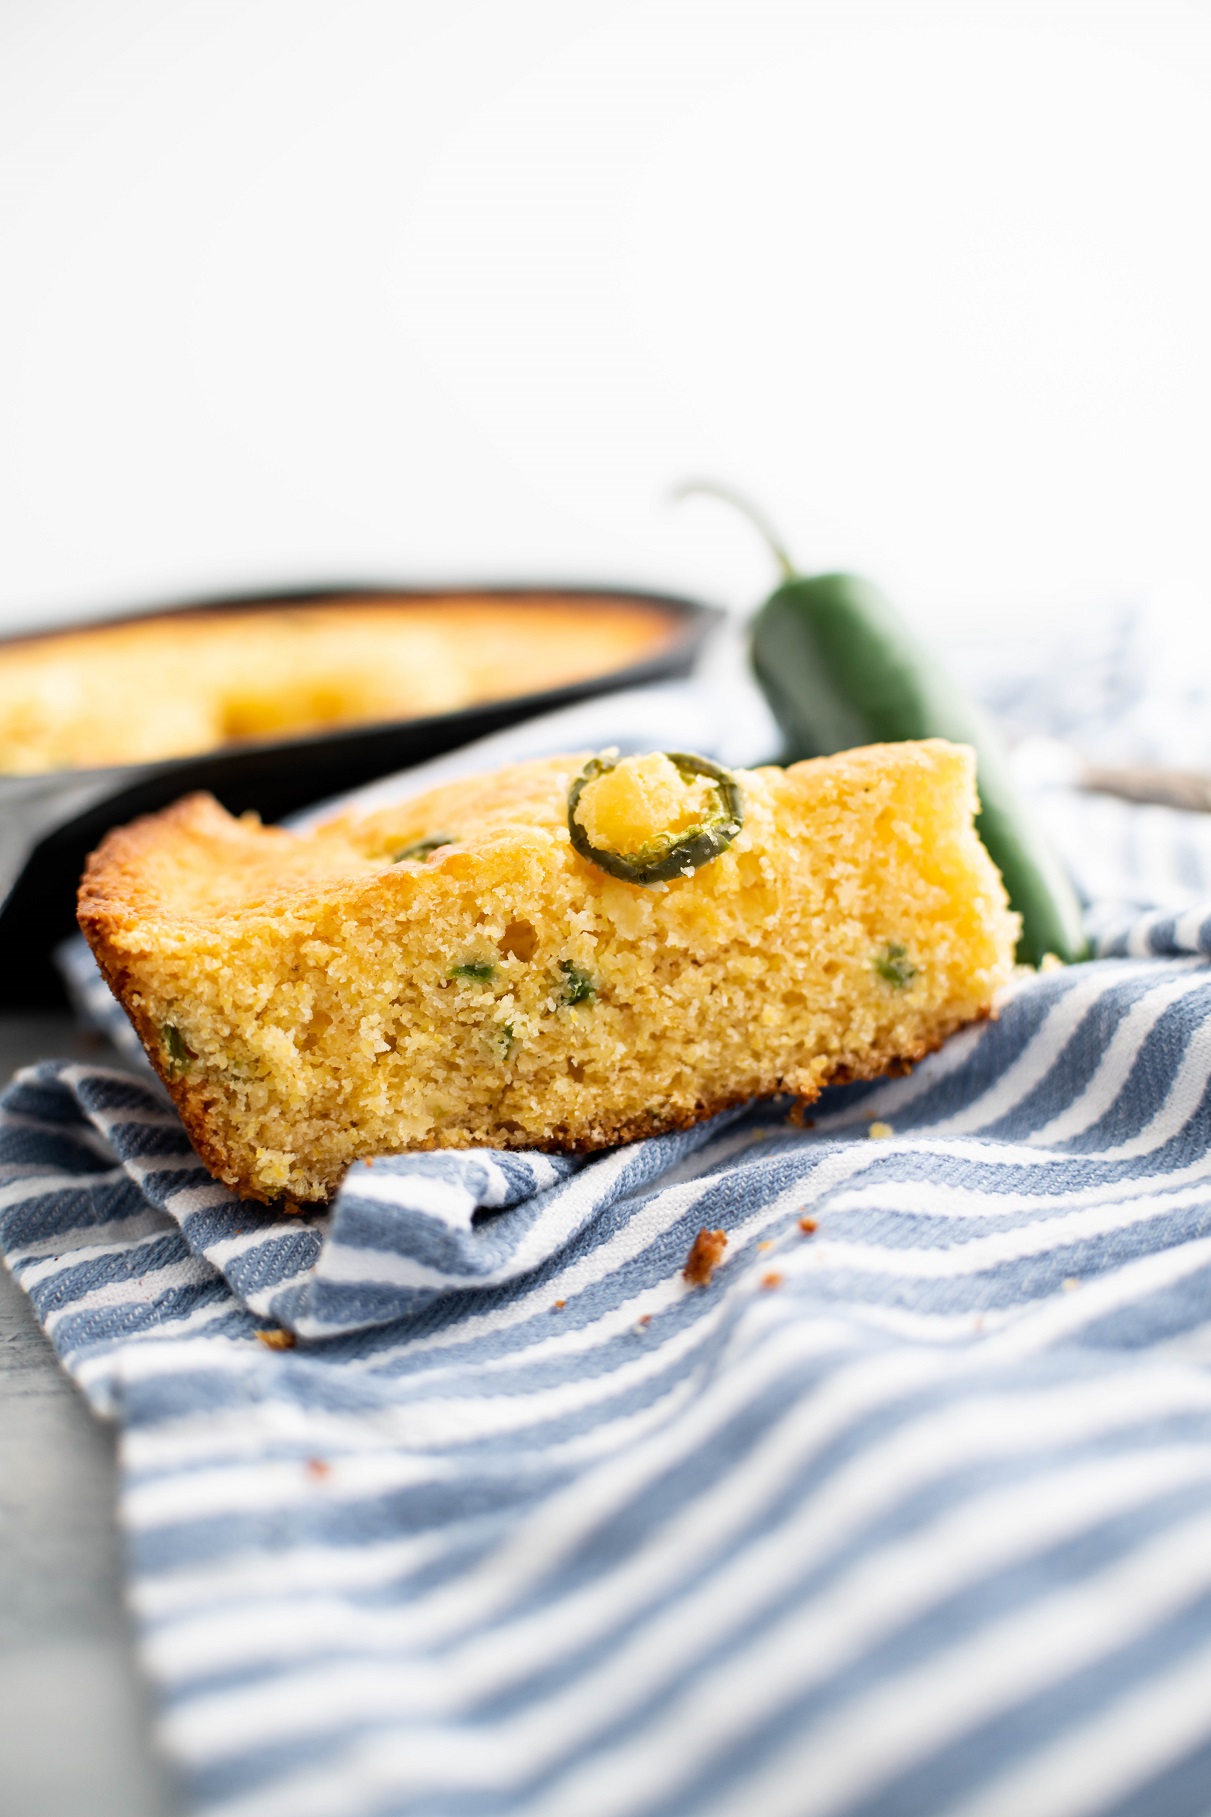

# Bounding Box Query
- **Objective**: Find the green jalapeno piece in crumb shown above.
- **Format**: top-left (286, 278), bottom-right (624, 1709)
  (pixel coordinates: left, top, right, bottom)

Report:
top-left (874, 942), bottom-right (917, 989)
top-left (449, 961), bottom-right (495, 983)
top-left (392, 832), bottom-right (457, 863)
top-left (559, 960), bottom-right (596, 1005)
top-left (161, 1023), bottom-right (191, 1074)
top-left (567, 751), bottom-right (744, 886)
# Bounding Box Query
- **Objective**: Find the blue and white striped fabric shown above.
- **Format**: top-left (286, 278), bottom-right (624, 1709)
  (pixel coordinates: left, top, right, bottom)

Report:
top-left (10, 649), bottom-right (1211, 1815)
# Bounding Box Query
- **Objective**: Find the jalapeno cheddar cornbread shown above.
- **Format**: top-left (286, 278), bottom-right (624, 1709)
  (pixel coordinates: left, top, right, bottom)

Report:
top-left (0, 594), bottom-right (680, 773)
top-left (78, 742), bottom-right (1018, 1203)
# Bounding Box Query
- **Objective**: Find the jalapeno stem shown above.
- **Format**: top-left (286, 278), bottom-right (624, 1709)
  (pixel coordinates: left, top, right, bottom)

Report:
top-left (672, 480), bottom-right (797, 581)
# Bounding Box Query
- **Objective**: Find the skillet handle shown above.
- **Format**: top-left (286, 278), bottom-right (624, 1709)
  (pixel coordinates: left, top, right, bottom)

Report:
top-left (0, 769), bottom-right (145, 916)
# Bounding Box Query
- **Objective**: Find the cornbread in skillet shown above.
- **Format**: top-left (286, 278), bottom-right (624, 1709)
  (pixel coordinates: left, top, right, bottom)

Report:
top-left (78, 741), bottom-right (1018, 1204)
top-left (0, 595), bottom-right (677, 773)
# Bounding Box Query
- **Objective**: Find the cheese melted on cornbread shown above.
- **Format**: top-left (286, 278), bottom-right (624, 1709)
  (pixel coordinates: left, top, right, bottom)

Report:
top-left (78, 742), bottom-right (1018, 1203)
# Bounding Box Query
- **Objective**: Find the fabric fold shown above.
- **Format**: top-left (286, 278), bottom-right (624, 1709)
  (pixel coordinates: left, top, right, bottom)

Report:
top-left (8, 924), bottom-right (1211, 1814)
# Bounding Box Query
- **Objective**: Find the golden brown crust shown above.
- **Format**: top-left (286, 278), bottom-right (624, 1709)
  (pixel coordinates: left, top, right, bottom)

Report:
top-left (80, 871), bottom-right (263, 1199)
top-left (78, 799), bottom-right (284, 1199)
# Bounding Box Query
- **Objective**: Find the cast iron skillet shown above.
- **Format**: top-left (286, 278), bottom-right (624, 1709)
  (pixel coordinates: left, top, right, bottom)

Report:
top-left (0, 583), bottom-right (720, 1005)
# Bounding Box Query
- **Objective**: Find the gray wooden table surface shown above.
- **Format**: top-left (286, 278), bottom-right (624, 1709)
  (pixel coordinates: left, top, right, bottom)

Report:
top-left (0, 1014), bottom-right (181, 1816)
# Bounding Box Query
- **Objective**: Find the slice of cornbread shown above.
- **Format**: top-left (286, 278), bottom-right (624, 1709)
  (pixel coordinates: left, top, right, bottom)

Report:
top-left (78, 741), bottom-right (1018, 1204)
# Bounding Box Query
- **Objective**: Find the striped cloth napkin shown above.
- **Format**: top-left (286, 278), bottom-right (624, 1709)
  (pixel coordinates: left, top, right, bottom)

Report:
top-left (9, 649), bottom-right (1211, 1817)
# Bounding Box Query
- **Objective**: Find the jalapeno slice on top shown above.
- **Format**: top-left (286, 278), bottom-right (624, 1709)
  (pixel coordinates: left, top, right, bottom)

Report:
top-left (566, 751), bottom-right (744, 885)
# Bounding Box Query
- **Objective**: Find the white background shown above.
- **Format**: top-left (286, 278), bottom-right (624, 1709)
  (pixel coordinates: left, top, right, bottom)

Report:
top-left (2, 0), bottom-right (1209, 644)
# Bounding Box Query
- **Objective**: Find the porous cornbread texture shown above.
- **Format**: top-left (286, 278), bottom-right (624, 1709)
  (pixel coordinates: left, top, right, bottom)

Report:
top-left (0, 595), bottom-right (677, 773)
top-left (78, 741), bottom-right (1018, 1204)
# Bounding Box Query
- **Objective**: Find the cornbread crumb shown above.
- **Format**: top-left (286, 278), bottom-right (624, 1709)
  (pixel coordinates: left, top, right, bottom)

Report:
top-left (553, 1299), bottom-right (567, 1310)
top-left (684, 1228), bottom-right (729, 1287)
top-left (304, 1457), bottom-right (331, 1479)
top-left (798, 1216), bottom-right (818, 1234)
top-left (757, 1239), bottom-right (774, 1252)
top-left (868, 1121), bottom-right (894, 1140)
top-left (78, 740), bottom-right (1018, 1203)
top-left (760, 1271), bottom-right (784, 1291)
top-left (255, 1328), bottom-right (296, 1350)
top-left (1062, 1277), bottom-right (1081, 1291)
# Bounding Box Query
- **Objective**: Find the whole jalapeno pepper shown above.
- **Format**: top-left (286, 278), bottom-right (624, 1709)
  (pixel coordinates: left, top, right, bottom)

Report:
top-left (679, 484), bottom-right (1086, 967)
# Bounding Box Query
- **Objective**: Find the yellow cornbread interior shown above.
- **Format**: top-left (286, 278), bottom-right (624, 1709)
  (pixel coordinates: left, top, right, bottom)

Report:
top-left (79, 741), bottom-right (1019, 1203)
top-left (0, 595), bottom-right (676, 773)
